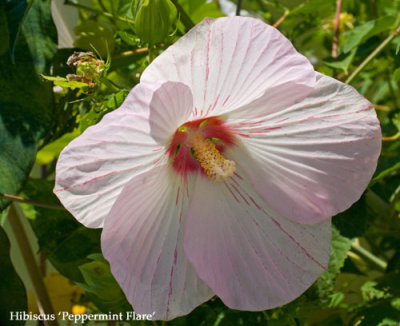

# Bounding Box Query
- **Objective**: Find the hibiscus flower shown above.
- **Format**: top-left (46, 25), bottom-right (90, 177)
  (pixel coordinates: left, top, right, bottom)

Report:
top-left (54, 17), bottom-right (381, 320)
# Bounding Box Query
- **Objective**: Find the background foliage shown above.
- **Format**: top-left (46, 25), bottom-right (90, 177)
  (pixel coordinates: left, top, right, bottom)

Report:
top-left (1, 0), bottom-right (400, 325)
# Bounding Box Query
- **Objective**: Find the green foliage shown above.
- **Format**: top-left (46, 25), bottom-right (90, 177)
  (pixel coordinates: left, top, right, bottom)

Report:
top-left (78, 254), bottom-right (132, 313)
top-left (1, 0), bottom-right (400, 324)
top-left (22, 179), bottom-right (102, 282)
top-left (74, 21), bottom-right (115, 57)
top-left (1, 0), bottom-right (27, 58)
top-left (312, 227), bottom-right (352, 306)
top-left (333, 195), bottom-right (368, 238)
top-left (343, 15), bottom-right (398, 53)
top-left (134, 0), bottom-right (177, 44)
top-left (0, 0), bottom-right (56, 211)
top-left (0, 227), bottom-right (27, 326)
top-left (41, 75), bottom-right (89, 89)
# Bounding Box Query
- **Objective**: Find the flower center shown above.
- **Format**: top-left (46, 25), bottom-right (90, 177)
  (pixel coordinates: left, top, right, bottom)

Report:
top-left (167, 117), bottom-right (236, 182)
top-left (187, 133), bottom-right (236, 183)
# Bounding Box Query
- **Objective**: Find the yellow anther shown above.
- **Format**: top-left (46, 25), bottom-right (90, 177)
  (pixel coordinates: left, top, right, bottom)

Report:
top-left (187, 133), bottom-right (236, 182)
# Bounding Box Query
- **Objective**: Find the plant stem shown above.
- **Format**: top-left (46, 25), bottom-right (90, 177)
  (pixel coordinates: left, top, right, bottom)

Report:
top-left (100, 77), bottom-right (120, 92)
top-left (97, 0), bottom-right (116, 24)
top-left (273, 10), bottom-right (289, 28)
top-left (374, 104), bottom-right (391, 112)
top-left (236, 0), bottom-right (243, 16)
top-left (273, 0), bottom-right (308, 28)
top-left (350, 242), bottom-right (387, 272)
top-left (346, 25), bottom-right (400, 84)
top-left (0, 193), bottom-right (65, 210)
top-left (332, 0), bottom-right (342, 58)
top-left (382, 132), bottom-right (400, 141)
top-left (64, 0), bottom-right (135, 25)
top-left (170, 0), bottom-right (195, 30)
top-left (7, 204), bottom-right (58, 326)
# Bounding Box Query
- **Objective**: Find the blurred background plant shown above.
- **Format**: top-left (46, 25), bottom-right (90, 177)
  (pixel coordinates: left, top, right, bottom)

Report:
top-left (1, 0), bottom-right (400, 325)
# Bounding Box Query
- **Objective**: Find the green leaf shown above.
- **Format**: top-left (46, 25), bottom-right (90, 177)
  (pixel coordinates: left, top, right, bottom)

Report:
top-left (343, 15), bottom-right (397, 53)
top-left (2, 0), bottom-right (28, 58)
top-left (323, 48), bottom-right (356, 73)
top-left (361, 281), bottom-right (389, 301)
top-left (372, 157), bottom-right (400, 184)
top-left (189, 1), bottom-right (224, 23)
top-left (22, 179), bottom-right (102, 282)
top-left (35, 129), bottom-right (80, 165)
top-left (0, 226), bottom-right (27, 326)
top-left (78, 255), bottom-right (131, 313)
top-left (0, 0), bottom-right (56, 211)
top-left (357, 304), bottom-right (400, 326)
top-left (313, 227), bottom-right (352, 304)
top-left (287, 0), bottom-right (336, 20)
top-left (393, 68), bottom-right (400, 83)
top-left (0, 5), bottom-right (10, 56)
top-left (20, 0), bottom-right (57, 74)
top-left (41, 75), bottom-right (89, 89)
top-left (74, 21), bottom-right (115, 58)
top-left (377, 318), bottom-right (399, 326)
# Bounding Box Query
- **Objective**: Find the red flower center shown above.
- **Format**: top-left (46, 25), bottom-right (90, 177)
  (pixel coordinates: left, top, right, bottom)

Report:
top-left (167, 117), bottom-right (236, 181)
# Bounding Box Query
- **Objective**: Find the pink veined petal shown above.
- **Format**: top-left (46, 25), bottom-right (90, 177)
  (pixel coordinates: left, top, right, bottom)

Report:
top-left (184, 167), bottom-right (331, 310)
top-left (54, 81), bottom-right (193, 228)
top-left (141, 16), bottom-right (316, 120)
top-left (227, 73), bottom-right (381, 225)
top-left (101, 166), bottom-right (214, 320)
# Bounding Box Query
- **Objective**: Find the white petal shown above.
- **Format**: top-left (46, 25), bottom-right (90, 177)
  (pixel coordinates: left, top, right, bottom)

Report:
top-left (228, 73), bottom-right (381, 224)
top-left (141, 17), bottom-right (315, 120)
top-left (101, 166), bottom-right (213, 320)
top-left (184, 169), bottom-right (331, 310)
top-left (54, 81), bottom-right (193, 228)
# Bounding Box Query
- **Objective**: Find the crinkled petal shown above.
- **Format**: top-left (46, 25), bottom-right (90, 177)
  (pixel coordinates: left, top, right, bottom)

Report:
top-left (184, 168), bottom-right (331, 310)
top-left (54, 81), bottom-right (193, 228)
top-left (228, 73), bottom-right (381, 224)
top-left (141, 16), bottom-right (315, 120)
top-left (101, 166), bottom-right (213, 320)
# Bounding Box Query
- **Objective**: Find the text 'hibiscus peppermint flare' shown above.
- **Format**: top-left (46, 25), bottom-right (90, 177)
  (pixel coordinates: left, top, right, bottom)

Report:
top-left (54, 17), bottom-right (381, 320)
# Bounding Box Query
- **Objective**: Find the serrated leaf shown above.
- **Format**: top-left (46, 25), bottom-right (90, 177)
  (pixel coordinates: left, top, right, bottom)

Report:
top-left (326, 228), bottom-right (353, 279)
top-left (0, 226), bottom-right (27, 326)
top-left (313, 227), bottom-right (352, 302)
top-left (0, 0), bottom-right (56, 211)
top-left (343, 15), bottom-right (397, 53)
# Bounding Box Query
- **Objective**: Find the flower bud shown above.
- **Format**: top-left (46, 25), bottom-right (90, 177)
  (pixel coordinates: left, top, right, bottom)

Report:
top-left (133, 0), bottom-right (177, 44)
top-left (66, 51), bottom-right (105, 87)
